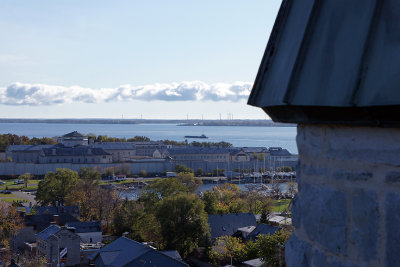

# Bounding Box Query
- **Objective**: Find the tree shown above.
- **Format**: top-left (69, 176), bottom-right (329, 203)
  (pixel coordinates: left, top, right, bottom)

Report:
top-left (66, 168), bottom-right (101, 221)
top-left (174, 165), bottom-right (193, 174)
top-left (256, 230), bottom-right (291, 267)
top-left (209, 236), bottom-right (245, 265)
top-left (140, 178), bottom-right (188, 209)
top-left (127, 136), bottom-right (151, 142)
top-left (195, 168), bottom-right (204, 177)
top-left (19, 173), bottom-right (32, 188)
top-left (36, 168), bottom-right (79, 205)
top-left (176, 173), bottom-right (202, 193)
top-left (202, 190), bottom-right (218, 214)
top-left (139, 169), bottom-right (147, 177)
top-left (156, 193), bottom-right (209, 257)
top-left (0, 203), bottom-right (22, 248)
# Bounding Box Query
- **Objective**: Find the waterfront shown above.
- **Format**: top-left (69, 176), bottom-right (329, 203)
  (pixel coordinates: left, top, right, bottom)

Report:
top-left (118, 182), bottom-right (293, 200)
top-left (0, 122), bottom-right (298, 153)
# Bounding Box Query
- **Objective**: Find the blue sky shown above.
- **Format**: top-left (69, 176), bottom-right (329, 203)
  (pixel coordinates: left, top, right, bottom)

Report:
top-left (0, 0), bottom-right (280, 119)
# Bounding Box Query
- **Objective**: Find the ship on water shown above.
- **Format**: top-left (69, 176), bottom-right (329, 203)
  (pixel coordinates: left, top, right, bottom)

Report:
top-left (184, 134), bottom-right (208, 139)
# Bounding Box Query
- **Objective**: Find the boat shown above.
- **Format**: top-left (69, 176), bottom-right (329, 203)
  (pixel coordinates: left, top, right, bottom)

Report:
top-left (184, 134), bottom-right (208, 139)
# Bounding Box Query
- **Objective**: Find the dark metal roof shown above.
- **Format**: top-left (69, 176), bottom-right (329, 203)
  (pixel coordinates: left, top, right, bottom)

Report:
top-left (208, 213), bottom-right (257, 239)
top-left (36, 224), bottom-right (60, 240)
top-left (248, 0), bottom-right (400, 125)
top-left (65, 221), bottom-right (101, 233)
top-left (246, 223), bottom-right (281, 241)
top-left (90, 237), bottom-right (187, 267)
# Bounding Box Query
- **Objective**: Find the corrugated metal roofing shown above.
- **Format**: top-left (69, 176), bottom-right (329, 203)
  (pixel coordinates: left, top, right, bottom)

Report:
top-left (248, 0), bottom-right (400, 124)
top-left (36, 224), bottom-right (60, 240)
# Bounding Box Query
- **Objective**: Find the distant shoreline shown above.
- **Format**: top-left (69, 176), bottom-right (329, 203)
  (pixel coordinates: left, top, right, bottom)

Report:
top-left (0, 119), bottom-right (295, 127)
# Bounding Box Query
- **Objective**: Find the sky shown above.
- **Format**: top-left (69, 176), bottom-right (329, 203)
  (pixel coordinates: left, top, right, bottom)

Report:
top-left (0, 0), bottom-right (281, 119)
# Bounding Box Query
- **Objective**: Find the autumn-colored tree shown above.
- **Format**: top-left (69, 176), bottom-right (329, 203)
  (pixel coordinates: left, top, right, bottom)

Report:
top-left (0, 203), bottom-right (22, 248)
top-left (66, 168), bottom-right (101, 221)
top-left (257, 230), bottom-right (291, 267)
top-left (209, 236), bottom-right (246, 265)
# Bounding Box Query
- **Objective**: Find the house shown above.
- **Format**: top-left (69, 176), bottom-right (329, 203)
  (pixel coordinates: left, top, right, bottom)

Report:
top-left (245, 223), bottom-right (280, 241)
top-left (65, 221), bottom-right (102, 243)
top-left (89, 236), bottom-right (188, 267)
top-left (208, 213), bottom-right (257, 240)
top-left (10, 209), bottom-right (79, 251)
top-left (36, 225), bottom-right (80, 266)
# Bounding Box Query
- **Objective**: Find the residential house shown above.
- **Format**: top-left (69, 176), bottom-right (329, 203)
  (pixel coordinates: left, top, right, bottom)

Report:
top-left (36, 225), bottom-right (80, 266)
top-left (10, 207), bottom-right (79, 252)
top-left (65, 221), bottom-right (102, 243)
top-left (245, 223), bottom-right (280, 241)
top-left (89, 236), bottom-right (188, 267)
top-left (208, 213), bottom-right (257, 240)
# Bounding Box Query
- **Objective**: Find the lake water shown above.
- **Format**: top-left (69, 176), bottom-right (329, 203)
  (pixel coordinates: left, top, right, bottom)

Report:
top-left (119, 182), bottom-right (292, 200)
top-left (0, 123), bottom-right (298, 153)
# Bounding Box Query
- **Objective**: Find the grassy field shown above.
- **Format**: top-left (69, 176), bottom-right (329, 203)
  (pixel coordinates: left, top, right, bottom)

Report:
top-left (273, 199), bottom-right (291, 212)
top-left (0, 197), bottom-right (27, 203)
top-left (0, 193), bottom-right (15, 197)
top-left (0, 179), bottom-right (41, 190)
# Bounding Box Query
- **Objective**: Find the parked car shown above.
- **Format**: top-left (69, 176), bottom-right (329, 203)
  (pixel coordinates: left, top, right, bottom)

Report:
top-left (0, 181), bottom-right (5, 185)
top-left (13, 179), bottom-right (24, 185)
top-left (0, 190), bottom-right (11, 194)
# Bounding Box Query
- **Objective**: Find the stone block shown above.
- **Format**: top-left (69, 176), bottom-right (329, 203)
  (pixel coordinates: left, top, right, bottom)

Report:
top-left (325, 126), bottom-right (400, 166)
top-left (301, 183), bottom-right (347, 255)
top-left (291, 195), bottom-right (301, 228)
top-left (385, 172), bottom-right (400, 184)
top-left (333, 170), bottom-right (373, 182)
top-left (312, 249), bottom-right (327, 266)
top-left (285, 234), bottom-right (312, 267)
top-left (386, 193), bottom-right (400, 267)
top-left (350, 189), bottom-right (378, 261)
top-left (301, 163), bottom-right (329, 177)
top-left (297, 125), bottom-right (325, 158)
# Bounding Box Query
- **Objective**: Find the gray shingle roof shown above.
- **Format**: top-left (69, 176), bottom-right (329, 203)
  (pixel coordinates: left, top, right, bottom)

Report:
top-left (246, 223), bottom-right (280, 241)
top-left (36, 224), bottom-right (60, 240)
top-left (208, 213), bottom-right (257, 239)
top-left (90, 237), bottom-right (187, 267)
top-left (65, 221), bottom-right (101, 233)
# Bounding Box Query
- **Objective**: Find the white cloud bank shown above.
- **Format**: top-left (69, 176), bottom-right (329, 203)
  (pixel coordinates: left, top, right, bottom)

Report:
top-left (0, 81), bottom-right (252, 106)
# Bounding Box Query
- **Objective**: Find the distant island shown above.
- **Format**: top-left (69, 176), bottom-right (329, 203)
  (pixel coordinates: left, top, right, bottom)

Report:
top-left (0, 118), bottom-right (295, 127)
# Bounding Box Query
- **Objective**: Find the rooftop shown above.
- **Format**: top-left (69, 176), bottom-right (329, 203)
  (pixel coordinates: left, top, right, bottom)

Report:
top-left (208, 213), bottom-right (257, 239)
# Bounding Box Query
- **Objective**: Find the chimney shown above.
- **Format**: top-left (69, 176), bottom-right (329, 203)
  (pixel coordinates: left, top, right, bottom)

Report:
top-left (53, 215), bottom-right (60, 226)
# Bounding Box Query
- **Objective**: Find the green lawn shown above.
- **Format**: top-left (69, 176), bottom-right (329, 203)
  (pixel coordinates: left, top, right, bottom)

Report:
top-left (0, 179), bottom-right (41, 190)
top-left (0, 198), bottom-right (27, 203)
top-left (273, 199), bottom-right (291, 212)
top-left (0, 193), bottom-right (15, 197)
